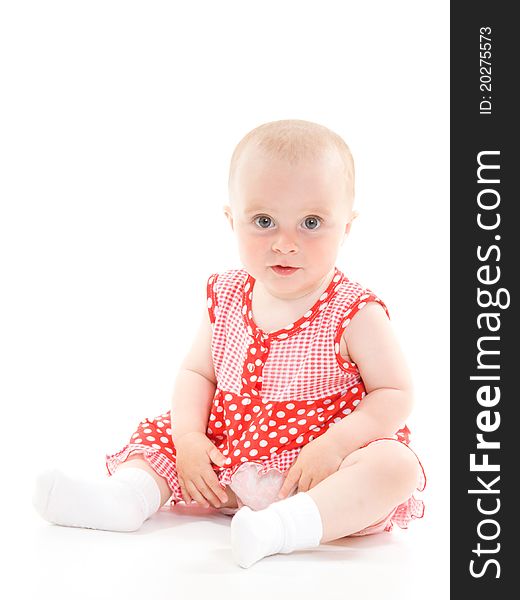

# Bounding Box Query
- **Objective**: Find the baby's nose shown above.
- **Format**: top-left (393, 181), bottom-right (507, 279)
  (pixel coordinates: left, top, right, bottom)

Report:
top-left (272, 234), bottom-right (298, 254)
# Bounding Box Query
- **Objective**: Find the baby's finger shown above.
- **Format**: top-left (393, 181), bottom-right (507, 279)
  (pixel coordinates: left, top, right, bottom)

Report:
top-left (185, 479), bottom-right (210, 508)
top-left (203, 471), bottom-right (229, 504)
top-left (278, 467), bottom-right (300, 499)
top-left (178, 477), bottom-right (193, 505)
top-left (198, 475), bottom-right (226, 508)
top-left (297, 473), bottom-right (312, 493)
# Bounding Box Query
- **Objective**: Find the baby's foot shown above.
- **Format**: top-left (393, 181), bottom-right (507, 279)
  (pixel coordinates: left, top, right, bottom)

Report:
top-left (32, 467), bottom-right (161, 532)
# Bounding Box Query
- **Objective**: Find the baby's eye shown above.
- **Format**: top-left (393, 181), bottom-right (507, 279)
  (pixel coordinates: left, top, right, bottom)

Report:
top-left (254, 215), bottom-right (274, 229)
top-left (302, 216), bottom-right (321, 230)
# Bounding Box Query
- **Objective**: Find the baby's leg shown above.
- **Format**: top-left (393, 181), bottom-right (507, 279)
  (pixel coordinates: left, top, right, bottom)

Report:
top-left (231, 439), bottom-right (421, 567)
top-left (306, 439), bottom-right (422, 542)
top-left (32, 450), bottom-right (170, 532)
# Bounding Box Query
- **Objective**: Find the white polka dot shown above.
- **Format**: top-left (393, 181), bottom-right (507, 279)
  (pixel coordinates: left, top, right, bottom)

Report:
top-left (156, 421), bottom-right (164, 428)
top-left (278, 424), bottom-right (287, 430)
top-left (166, 447), bottom-right (173, 454)
top-left (323, 399), bottom-right (332, 405)
top-left (225, 394), bottom-right (233, 401)
top-left (297, 409), bottom-right (306, 415)
top-left (242, 304), bottom-right (247, 315)
top-left (358, 302), bottom-right (366, 309)
top-left (250, 375), bottom-right (257, 382)
top-left (134, 438), bottom-right (142, 443)
top-left (343, 409), bottom-right (352, 415)
top-left (225, 419), bottom-right (231, 426)
top-left (286, 403), bottom-right (295, 410)
top-left (260, 424), bottom-right (268, 431)
top-left (143, 429), bottom-right (152, 434)
top-left (244, 440), bottom-right (251, 448)
top-left (333, 274), bottom-right (341, 282)
top-left (233, 449), bottom-right (241, 456)
top-left (225, 458), bottom-right (232, 465)
top-left (249, 425), bottom-right (256, 432)
top-left (255, 359), bottom-right (263, 366)
top-left (259, 440), bottom-right (268, 447)
top-left (228, 428), bottom-right (234, 436)
top-left (223, 448), bottom-right (229, 455)
top-left (276, 411), bottom-right (286, 418)
top-left (237, 424), bottom-right (243, 430)
top-left (319, 302), bottom-right (327, 311)
top-left (253, 432), bottom-right (259, 440)
top-left (298, 419), bottom-right (307, 425)
top-left (307, 410), bottom-right (316, 416)
top-left (152, 443), bottom-right (161, 449)
top-left (284, 323), bottom-right (294, 330)
top-left (132, 433), bottom-right (139, 439)
top-left (259, 418), bottom-right (265, 424)
top-left (249, 449), bottom-right (258, 457)
top-left (215, 421), bottom-right (222, 428)
top-left (334, 417), bottom-right (342, 424)
top-left (160, 436), bottom-right (169, 443)
top-left (353, 400), bottom-right (360, 406)
top-left (242, 398), bottom-right (251, 405)
top-left (320, 292), bottom-right (328, 300)
top-left (304, 310), bottom-right (312, 318)
top-left (216, 406), bottom-right (224, 412)
top-left (269, 420), bottom-right (277, 427)
top-left (317, 408), bottom-right (324, 413)
top-left (288, 417), bottom-right (296, 423)
top-left (289, 427), bottom-right (298, 435)
top-left (296, 435), bottom-right (304, 444)
top-left (209, 414), bottom-right (216, 421)
top-left (335, 343), bottom-right (340, 354)
top-left (279, 437), bottom-right (288, 444)
top-left (250, 347), bottom-right (257, 354)
top-left (268, 431), bottom-right (277, 438)
top-left (327, 404), bottom-right (336, 411)
top-left (244, 414), bottom-right (252, 421)
top-left (342, 318), bottom-right (351, 328)
top-left (241, 456), bottom-right (248, 462)
top-left (146, 436), bottom-right (155, 442)
top-left (300, 321), bottom-right (310, 329)
top-left (234, 413), bottom-right (242, 420)
top-left (207, 297), bottom-right (213, 308)
top-left (207, 427), bottom-right (213, 435)
top-left (270, 447), bottom-right (278, 453)
top-left (277, 333), bottom-right (288, 339)
top-left (351, 387), bottom-right (358, 394)
top-left (251, 389), bottom-right (259, 396)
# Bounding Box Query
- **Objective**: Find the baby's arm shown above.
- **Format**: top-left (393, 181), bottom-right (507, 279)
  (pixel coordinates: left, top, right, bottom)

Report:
top-left (170, 303), bottom-right (217, 444)
top-left (325, 302), bottom-right (414, 458)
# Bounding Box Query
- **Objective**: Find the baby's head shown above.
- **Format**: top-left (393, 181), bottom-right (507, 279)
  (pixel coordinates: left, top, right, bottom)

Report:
top-left (224, 119), bottom-right (357, 298)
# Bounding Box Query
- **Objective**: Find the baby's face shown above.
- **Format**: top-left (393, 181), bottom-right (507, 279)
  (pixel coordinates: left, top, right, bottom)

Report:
top-left (225, 147), bottom-right (354, 299)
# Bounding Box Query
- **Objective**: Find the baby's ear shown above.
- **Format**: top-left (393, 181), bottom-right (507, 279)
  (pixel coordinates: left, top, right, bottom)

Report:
top-left (344, 211), bottom-right (359, 236)
top-left (223, 205), bottom-right (234, 231)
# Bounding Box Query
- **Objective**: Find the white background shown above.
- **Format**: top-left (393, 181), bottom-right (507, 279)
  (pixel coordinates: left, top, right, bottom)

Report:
top-left (1, 1), bottom-right (449, 598)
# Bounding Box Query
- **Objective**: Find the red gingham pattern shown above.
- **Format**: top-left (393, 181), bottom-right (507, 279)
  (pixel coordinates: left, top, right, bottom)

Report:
top-left (105, 267), bottom-right (425, 532)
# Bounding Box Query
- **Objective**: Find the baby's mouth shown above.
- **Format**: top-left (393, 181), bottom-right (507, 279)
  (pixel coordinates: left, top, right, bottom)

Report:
top-left (270, 265), bottom-right (300, 276)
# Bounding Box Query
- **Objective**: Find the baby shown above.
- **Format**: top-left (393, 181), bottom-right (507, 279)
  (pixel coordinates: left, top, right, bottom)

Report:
top-left (33, 119), bottom-right (425, 568)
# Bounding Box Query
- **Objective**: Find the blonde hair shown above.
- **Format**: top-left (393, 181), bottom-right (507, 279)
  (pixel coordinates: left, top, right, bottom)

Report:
top-left (228, 119), bottom-right (355, 201)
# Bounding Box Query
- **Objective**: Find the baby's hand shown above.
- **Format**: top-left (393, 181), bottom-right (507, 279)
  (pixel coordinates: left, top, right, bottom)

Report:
top-left (174, 432), bottom-right (229, 509)
top-left (277, 434), bottom-right (345, 499)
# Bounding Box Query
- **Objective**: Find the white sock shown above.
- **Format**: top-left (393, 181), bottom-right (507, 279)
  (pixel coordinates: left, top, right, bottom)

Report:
top-left (32, 467), bottom-right (162, 532)
top-left (230, 492), bottom-right (323, 568)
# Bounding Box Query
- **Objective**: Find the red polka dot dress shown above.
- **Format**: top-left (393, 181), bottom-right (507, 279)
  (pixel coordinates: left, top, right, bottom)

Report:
top-left (105, 267), bottom-right (425, 531)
